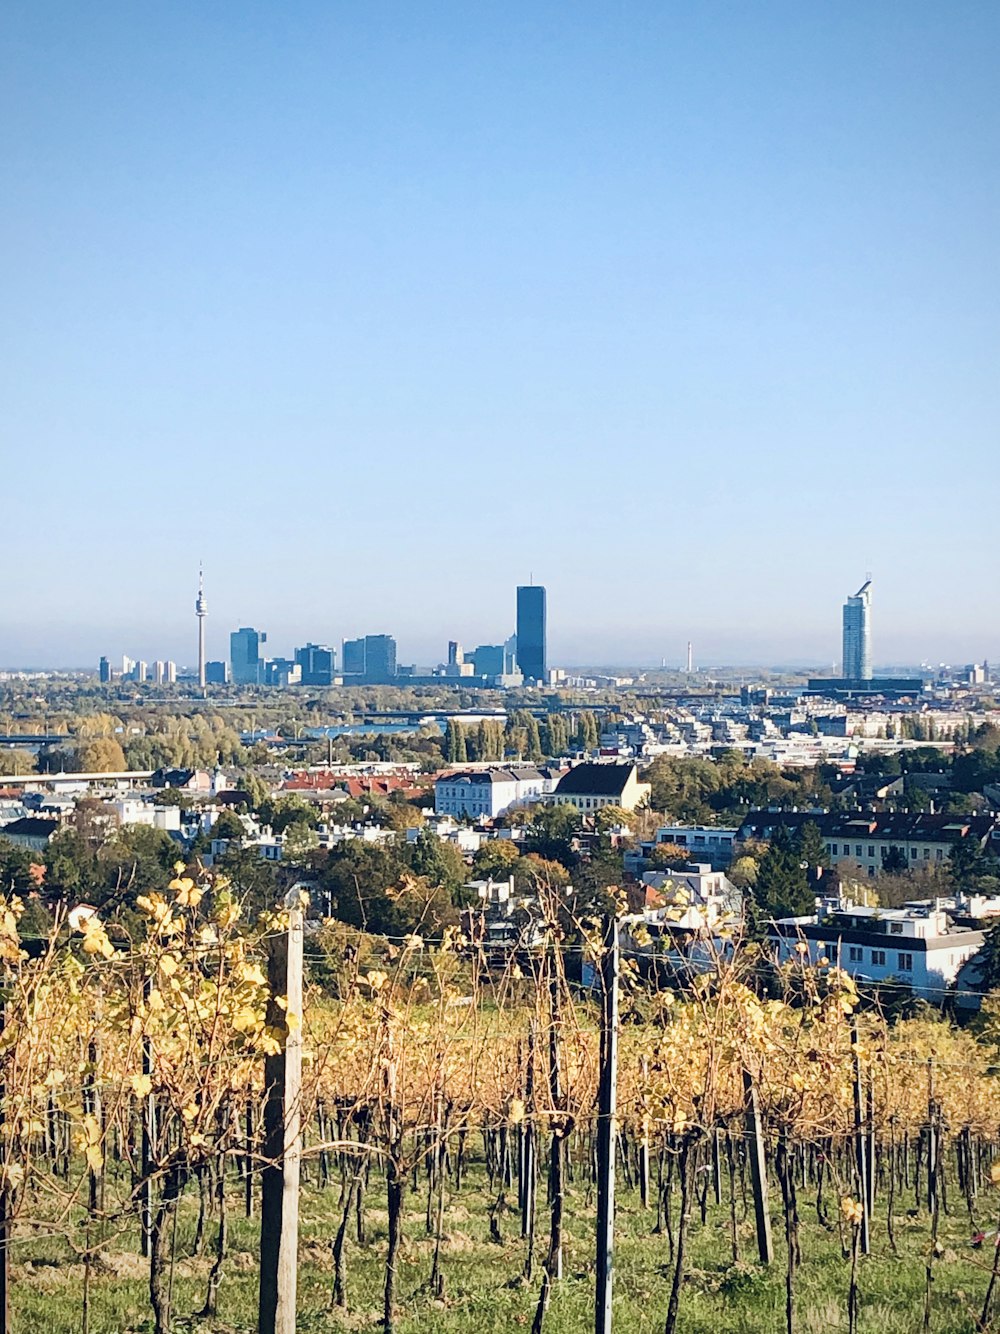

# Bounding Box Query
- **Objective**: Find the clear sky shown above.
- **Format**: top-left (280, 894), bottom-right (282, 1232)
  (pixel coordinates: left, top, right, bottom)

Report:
top-left (2, 2), bottom-right (998, 671)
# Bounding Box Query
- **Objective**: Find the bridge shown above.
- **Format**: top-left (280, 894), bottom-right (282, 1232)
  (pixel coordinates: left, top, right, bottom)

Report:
top-left (0, 734), bottom-right (69, 747)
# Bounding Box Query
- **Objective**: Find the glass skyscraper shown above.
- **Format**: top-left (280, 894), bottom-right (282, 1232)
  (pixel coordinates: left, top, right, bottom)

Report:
top-left (516, 584), bottom-right (547, 683)
top-left (842, 580), bottom-right (872, 680)
top-left (230, 626), bottom-right (266, 685)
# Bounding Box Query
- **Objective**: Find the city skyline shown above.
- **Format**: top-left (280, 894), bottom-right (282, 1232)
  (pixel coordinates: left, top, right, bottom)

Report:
top-left (2, 4), bottom-right (998, 669)
top-left (2, 569), bottom-right (994, 676)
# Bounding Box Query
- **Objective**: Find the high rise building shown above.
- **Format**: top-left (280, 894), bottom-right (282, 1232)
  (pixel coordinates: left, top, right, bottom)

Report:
top-left (295, 643), bottom-right (335, 686)
top-left (448, 640), bottom-right (463, 666)
top-left (165, 661), bottom-right (177, 684)
top-left (153, 661), bottom-right (166, 685)
top-left (195, 568), bottom-right (208, 689)
top-left (842, 579), bottom-right (873, 681)
top-left (99, 656), bottom-right (112, 684)
top-left (342, 635), bottom-right (397, 683)
top-left (473, 644), bottom-right (504, 677)
top-left (230, 627), bottom-right (267, 685)
top-left (342, 637), bottom-right (366, 677)
top-left (516, 584), bottom-right (547, 683)
top-left (363, 634), bottom-right (397, 684)
top-left (205, 660), bottom-right (228, 685)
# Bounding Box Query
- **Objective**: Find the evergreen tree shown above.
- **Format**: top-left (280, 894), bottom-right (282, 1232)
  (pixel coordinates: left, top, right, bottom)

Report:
top-left (525, 716), bottom-right (543, 762)
top-left (753, 826), bottom-right (814, 918)
top-left (796, 821), bottom-right (830, 872)
top-left (445, 720), bottom-right (468, 764)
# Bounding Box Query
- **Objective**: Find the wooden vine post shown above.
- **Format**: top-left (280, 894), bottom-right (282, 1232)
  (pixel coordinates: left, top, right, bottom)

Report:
top-left (594, 916), bottom-right (620, 1334)
top-left (258, 890), bottom-right (306, 1334)
top-left (851, 1021), bottom-right (871, 1255)
top-left (742, 1067), bottom-right (774, 1265)
top-left (0, 994), bottom-right (9, 1334)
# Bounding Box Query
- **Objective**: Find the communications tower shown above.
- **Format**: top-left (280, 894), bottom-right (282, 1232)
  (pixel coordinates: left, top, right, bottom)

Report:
top-left (196, 568), bottom-right (207, 689)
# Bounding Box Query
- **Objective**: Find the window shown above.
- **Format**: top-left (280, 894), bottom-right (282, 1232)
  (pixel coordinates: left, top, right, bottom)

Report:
top-left (855, 845), bottom-right (863, 858)
top-left (868, 846), bottom-right (875, 858)
top-left (898, 953), bottom-right (913, 972)
top-left (872, 950), bottom-right (886, 966)
top-left (910, 848), bottom-right (918, 859)
top-left (936, 849), bottom-right (943, 861)
top-left (848, 946), bottom-right (862, 962)
top-left (923, 849), bottom-right (930, 859)
top-left (890, 922), bottom-right (904, 935)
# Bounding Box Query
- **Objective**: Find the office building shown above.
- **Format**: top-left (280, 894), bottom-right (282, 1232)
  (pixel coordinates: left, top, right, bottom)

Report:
top-left (230, 627), bottom-right (267, 685)
top-left (516, 584), bottom-right (546, 682)
top-left (205, 660), bottom-right (228, 685)
top-left (842, 579), bottom-right (872, 681)
top-left (342, 634), bottom-right (397, 683)
top-left (99, 656), bottom-right (112, 684)
top-left (295, 643), bottom-right (335, 686)
top-left (473, 644), bottom-right (505, 677)
top-left (342, 637), bottom-right (366, 677)
top-left (264, 658), bottom-right (301, 687)
top-left (165, 661), bottom-right (177, 684)
top-left (363, 634), bottom-right (397, 684)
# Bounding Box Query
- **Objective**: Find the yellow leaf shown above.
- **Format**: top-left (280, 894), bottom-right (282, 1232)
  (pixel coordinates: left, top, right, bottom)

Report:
top-left (509, 1098), bottom-right (526, 1125)
top-left (131, 1073), bottom-right (152, 1097)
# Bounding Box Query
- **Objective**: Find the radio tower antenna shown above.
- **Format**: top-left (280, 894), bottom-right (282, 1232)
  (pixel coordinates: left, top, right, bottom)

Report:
top-left (195, 566), bottom-right (208, 689)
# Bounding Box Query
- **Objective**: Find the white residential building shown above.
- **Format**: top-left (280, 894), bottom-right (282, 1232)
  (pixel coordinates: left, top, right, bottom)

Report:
top-left (768, 899), bottom-right (983, 1002)
top-left (435, 767), bottom-right (562, 820)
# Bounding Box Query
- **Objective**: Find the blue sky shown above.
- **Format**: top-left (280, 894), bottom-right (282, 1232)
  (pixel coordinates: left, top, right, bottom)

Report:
top-left (2, 2), bottom-right (998, 670)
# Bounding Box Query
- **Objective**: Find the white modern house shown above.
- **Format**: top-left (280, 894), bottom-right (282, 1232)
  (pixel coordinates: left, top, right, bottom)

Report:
top-left (768, 898), bottom-right (984, 1002)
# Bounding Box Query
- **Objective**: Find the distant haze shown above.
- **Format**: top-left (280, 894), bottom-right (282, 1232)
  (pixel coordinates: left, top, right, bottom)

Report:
top-left (2, 3), bottom-right (997, 670)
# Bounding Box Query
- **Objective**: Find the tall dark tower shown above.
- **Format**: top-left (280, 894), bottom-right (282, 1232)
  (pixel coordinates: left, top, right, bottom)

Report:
top-left (516, 584), bottom-right (547, 683)
top-left (196, 568), bottom-right (208, 689)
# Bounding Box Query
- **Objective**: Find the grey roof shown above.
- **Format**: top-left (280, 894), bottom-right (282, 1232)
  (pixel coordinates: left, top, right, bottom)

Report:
top-left (555, 763), bottom-right (637, 797)
top-left (1, 817), bottom-right (59, 839)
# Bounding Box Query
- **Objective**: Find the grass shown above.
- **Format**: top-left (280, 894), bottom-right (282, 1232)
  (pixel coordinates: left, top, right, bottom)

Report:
top-left (10, 1156), bottom-right (999, 1333)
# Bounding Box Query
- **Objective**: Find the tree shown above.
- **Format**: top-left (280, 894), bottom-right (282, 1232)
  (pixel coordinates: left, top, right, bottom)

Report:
top-left (727, 854), bottom-right (761, 890)
top-left (210, 810), bottom-right (246, 842)
top-left (444, 721), bottom-right (468, 765)
top-left (647, 841), bottom-right (694, 870)
top-left (471, 839), bottom-right (520, 879)
top-left (575, 711), bottom-right (599, 751)
top-left (283, 819), bottom-right (320, 861)
top-left (406, 830), bottom-right (466, 894)
top-left (753, 828), bottom-right (813, 918)
top-left (78, 737), bottom-right (127, 772)
top-left (881, 845), bottom-right (909, 874)
top-left (796, 821), bottom-right (829, 872)
top-left (0, 748), bottom-right (34, 776)
top-left (513, 854), bottom-right (570, 894)
top-left (258, 794), bottom-right (319, 834)
top-left (594, 805), bottom-right (636, 835)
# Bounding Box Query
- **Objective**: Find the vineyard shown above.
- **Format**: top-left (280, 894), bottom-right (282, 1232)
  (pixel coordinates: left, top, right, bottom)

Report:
top-left (4, 870), bottom-right (1000, 1333)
